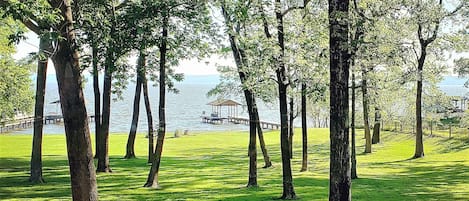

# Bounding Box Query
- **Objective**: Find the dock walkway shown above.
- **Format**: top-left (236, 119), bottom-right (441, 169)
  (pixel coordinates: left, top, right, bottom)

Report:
top-left (0, 115), bottom-right (95, 133)
top-left (201, 116), bottom-right (281, 130)
top-left (228, 117), bottom-right (281, 130)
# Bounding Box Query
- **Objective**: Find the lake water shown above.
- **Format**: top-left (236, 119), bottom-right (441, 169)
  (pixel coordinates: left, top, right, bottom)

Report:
top-left (11, 75), bottom-right (468, 134)
top-left (13, 75), bottom-right (280, 134)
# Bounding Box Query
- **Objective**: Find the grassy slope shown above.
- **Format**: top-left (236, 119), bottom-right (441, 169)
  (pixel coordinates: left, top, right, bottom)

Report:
top-left (0, 129), bottom-right (468, 200)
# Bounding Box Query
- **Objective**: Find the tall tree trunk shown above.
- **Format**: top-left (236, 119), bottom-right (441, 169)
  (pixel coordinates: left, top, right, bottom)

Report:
top-left (361, 68), bottom-right (371, 153)
top-left (30, 36), bottom-right (49, 184)
top-left (144, 13), bottom-right (168, 188)
top-left (92, 41), bottom-right (101, 159)
top-left (125, 51), bottom-right (144, 159)
top-left (97, 2), bottom-right (117, 173)
top-left (414, 45), bottom-right (426, 158)
top-left (246, 93), bottom-right (258, 187)
top-left (372, 106), bottom-right (381, 144)
top-left (300, 83), bottom-right (308, 172)
top-left (275, 1), bottom-right (296, 198)
top-left (97, 53), bottom-right (112, 172)
top-left (51, 1), bottom-right (98, 199)
top-left (140, 54), bottom-right (154, 164)
top-left (221, 4), bottom-right (264, 183)
top-left (351, 73), bottom-right (358, 179)
top-left (259, 2), bottom-right (295, 197)
top-left (329, 0), bottom-right (351, 200)
top-left (288, 97), bottom-right (294, 159)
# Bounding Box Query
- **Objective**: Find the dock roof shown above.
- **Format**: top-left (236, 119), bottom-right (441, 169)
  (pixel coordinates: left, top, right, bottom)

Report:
top-left (207, 99), bottom-right (242, 106)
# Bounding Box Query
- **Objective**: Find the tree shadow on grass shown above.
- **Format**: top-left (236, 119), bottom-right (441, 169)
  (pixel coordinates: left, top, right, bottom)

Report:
top-left (354, 163), bottom-right (469, 200)
top-left (0, 157), bottom-right (72, 200)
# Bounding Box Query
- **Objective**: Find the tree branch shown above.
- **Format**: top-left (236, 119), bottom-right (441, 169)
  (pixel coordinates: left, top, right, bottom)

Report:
top-left (22, 19), bottom-right (41, 34)
top-left (258, 2), bottom-right (272, 39)
top-left (281, 0), bottom-right (311, 17)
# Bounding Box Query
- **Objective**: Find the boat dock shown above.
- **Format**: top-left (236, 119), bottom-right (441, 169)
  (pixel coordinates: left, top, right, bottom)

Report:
top-left (0, 115), bottom-right (96, 133)
top-left (228, 117), bottom-right (281, 130)
top-left (201, 116), bottom-right (281, 130)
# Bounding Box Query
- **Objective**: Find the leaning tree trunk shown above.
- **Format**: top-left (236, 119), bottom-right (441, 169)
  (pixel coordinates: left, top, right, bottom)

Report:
top-left (91, 40), bottom-right (101, 159)
top-left (329, 0), bottom-right (351, 200)
top-left (254, 109), bottom-right (272, 168)
top-left (144, 13), bottom-right (168, 188)
top-left (51, 1), bottom-right (98, 199)
top-left (361, 68), bottom-right (371, 153)
top-left (30, 36), bottom-right (49, 184)
top-left (221, 4), bottom-right (264, 182)
top-left (140, 54), bottom-right (155, 164)
top-left (125, 52), bottom-right (144, 159)
top-left (351, 73), bottom-right (358, 179)
top-left (245, 92), bottom-right (258, 187)
top-left (288, 97), bottom-right (294, 159)
top-left (300, 83), bottom-right (308, 172)
top-left (372, 106), bottom-right (381, 144)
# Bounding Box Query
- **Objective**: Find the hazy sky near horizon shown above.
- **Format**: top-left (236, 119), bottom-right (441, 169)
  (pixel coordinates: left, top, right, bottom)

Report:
top-left (13, 32), bottom-right (232, 75)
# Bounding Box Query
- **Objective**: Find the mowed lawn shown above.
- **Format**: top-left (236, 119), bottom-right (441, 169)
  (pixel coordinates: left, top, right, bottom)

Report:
top-left (1, 128), bottom-right (468, 200)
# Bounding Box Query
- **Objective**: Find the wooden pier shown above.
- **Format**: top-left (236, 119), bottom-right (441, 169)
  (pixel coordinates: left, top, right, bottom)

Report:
top-left (0, 115), bottom-right (96, 133)
top-left (201, 116), bottom-right (227, 124)
top-left (228, 117), bottom-right (281, 130)
top-left (201, 116), bottom-right (281, 130)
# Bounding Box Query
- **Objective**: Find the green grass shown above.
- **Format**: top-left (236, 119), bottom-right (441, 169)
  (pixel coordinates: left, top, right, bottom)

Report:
top-left (1, 129), bottom-right (468, 200)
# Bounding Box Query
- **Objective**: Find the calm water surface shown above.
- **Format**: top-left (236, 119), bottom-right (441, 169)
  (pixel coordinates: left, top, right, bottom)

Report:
top-left (11, 75), bottom-right (468, 134)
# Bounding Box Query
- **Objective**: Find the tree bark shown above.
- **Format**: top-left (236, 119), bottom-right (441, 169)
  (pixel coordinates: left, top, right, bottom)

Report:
top-left (288, 97), bottom-right (294, 159)
top-left (91, 39), bottom-right (101, 159)
top-left (351, 73), bottom-right (358, 179)
top-left (50, 1), bottom-right (98, 199)
top-left (246, 93), bottom-right (258, 187)
top-left (361, 68), bottom-right (371, 153)
top-left (97, 52), bottom-right (112, 172)
top-left (372, 106), bottom-right (381, 144)
top-left (300, 83), bottom-right (308, 172)
top-left (256, 117), bottom-right (272, 168)
top-left (125, 51), bottom-right (144, 159)
top-left (329, 0), bottom-right (351, 200)
top-left (30, 36), bottom-right (49, 184)
top-left (142, 65), bottom-right (155, 164)
top-left (414, 44), bottom-right (426, 158)
top-left (144, 13), bottom-right (168, 188)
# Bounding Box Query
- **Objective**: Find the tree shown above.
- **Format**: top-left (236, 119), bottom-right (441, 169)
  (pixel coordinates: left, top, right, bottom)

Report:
top-left (0, 20), bottom-right (33, 121)
top-left (328, 0), bottom-right (351, 200)
top-left (144, 0), bottom-right (216, 187)
top-left (399, 0), bottom-right (467, 158)
top-left (0, 17), bottom-right (42, 183)
top-left (455, 58), bottom-right (469, 85)
top-left (29, 35), bottom-right (51, 183)
top-left (1, 0), bottom-right (99, 199)
top-left (350, 73), bottom-right (358, 179)
top-left (124, 50), bottom-right (145, 159)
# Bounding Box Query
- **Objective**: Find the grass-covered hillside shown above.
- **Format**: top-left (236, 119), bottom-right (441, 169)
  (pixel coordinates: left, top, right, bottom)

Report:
top-left (1, 129), bottom-right (468, 200)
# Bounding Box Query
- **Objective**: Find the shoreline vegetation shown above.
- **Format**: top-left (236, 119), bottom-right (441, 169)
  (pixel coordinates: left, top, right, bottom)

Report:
top-left (1, 129), bottom-right (468, 200)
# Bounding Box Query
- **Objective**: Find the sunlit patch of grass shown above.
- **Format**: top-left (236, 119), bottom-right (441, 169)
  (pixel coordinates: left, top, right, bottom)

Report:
top-left (0, 128), bottom-right (468, 200)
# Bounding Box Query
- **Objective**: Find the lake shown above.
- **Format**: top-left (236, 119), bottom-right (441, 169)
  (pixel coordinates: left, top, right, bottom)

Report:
top-left (11, 75), bottom-right (468, 134)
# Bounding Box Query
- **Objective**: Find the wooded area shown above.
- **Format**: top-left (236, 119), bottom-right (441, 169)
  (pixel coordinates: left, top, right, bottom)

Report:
top-left (0, 0), bottom-right (468, 200)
